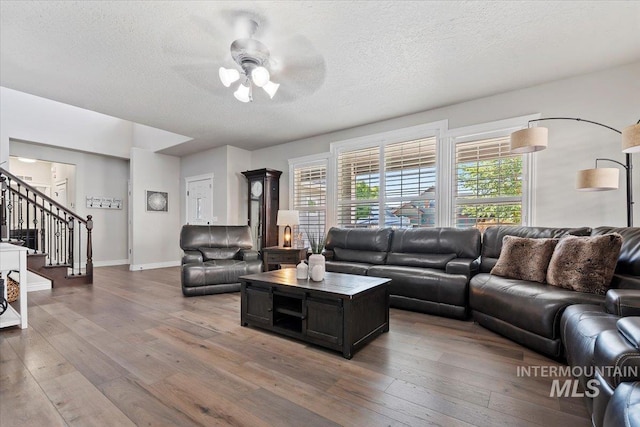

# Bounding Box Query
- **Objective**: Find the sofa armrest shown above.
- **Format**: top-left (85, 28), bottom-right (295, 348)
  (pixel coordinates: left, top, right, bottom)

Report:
top-left (238, 249), bottom-right (260, 261)
top-left (323, 250), bottom-right (335, 261)
top-left (182, 250), bottom-right (203, 265)
top-left (445, 258), bottom-right (479, 278)
top-left (605, 289), bottom-right (640, 317)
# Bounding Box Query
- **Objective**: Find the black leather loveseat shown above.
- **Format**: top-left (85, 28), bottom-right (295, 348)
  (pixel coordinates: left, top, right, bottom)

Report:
top-left (324, 227), bottom-right (481, 319)
top-left (180, 225), bottom-right (262, 296)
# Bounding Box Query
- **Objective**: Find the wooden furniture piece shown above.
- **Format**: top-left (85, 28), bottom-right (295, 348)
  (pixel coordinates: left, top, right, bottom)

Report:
top-left (241, 168), bottom-right (282, 252)
top-left (240, 269), bottom-right (390, 359)
top-left (261, 246), bottom-right (308, 272)
top-left (0, 242), bottom-right (28, 329)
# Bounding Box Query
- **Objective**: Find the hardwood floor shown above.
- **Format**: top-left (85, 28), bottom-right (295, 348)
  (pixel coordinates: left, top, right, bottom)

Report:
top-left (0, 266), bottom-right (590, 426)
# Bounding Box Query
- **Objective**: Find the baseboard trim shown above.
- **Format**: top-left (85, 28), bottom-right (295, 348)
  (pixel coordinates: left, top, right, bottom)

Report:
top-left (94, 259), bottom-right (129, 267)
top-left (129, 260), bottom-right (180, 271)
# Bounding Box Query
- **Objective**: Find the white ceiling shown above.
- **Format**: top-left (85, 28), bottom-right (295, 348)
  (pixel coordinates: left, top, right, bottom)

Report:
top-left (1, 1), bottom-right (639, 156)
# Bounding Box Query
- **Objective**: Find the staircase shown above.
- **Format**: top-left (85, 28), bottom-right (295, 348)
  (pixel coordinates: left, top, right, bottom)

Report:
top-left (1, 167), bottom-right (93, 287)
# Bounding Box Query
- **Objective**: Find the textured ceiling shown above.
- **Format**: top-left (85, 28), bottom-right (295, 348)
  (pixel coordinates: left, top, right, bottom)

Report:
top-left (1, 1), bottom-right (639, 156)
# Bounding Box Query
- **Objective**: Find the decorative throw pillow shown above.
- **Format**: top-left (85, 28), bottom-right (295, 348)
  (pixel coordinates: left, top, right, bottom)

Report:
top-left (490, 236), bottom-right (559, 283)
top-left (546, 233), bottom-right (622, 295)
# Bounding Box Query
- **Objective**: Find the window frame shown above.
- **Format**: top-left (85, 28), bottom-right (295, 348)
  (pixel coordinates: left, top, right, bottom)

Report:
top-left (445, 114), bottom-right (539, 227)
top-left (330, 121), bottom-right (447, 229)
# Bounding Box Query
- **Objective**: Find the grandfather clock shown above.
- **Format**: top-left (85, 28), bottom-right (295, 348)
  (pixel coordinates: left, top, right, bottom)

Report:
top-left (242, 168), bottom-right (282, 252)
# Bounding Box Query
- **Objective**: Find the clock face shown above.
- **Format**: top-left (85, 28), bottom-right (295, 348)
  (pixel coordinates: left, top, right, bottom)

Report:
top-left (251, 181), bottom-right (263, 198)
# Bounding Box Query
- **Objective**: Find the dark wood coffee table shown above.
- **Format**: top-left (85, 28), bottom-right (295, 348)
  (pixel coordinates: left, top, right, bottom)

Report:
top-left (240, 269), bottom-right (390, 359)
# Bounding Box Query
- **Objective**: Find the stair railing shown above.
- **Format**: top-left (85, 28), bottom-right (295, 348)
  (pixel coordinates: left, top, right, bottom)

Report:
top-left (0, 167), bottom-right (93, 281)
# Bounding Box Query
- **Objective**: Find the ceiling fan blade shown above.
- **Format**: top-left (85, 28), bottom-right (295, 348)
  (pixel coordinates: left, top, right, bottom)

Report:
top-left (172, 63), bottom-right (229, 97)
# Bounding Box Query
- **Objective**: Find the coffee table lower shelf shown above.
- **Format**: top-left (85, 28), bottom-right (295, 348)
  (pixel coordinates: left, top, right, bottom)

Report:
top-left (240, 270), bottom-right (390, 359)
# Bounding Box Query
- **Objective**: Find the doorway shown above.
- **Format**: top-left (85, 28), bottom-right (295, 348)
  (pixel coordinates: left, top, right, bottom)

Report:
top-left (185, 174), bottom-right (214, 225)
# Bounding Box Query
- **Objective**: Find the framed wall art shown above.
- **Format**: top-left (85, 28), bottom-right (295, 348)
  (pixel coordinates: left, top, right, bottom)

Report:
top-left (146, 190), bottom-right (168, 212)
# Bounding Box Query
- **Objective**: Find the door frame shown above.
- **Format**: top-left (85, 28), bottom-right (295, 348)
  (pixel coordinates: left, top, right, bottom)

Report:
top-left (185, 173), bottom-right (214, 225)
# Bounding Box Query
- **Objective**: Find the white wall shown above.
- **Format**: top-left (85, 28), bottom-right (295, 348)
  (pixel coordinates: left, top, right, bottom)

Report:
top-left (10, 141), bottom-right (129, 265)
top-left (180, 145), bottom-right (251, 226)
top-left (130, 147), bottom-right (181, 270)
top-left (251, 62), bottom-right (640, 228)
top-left (132, 123), bottom-right (192, 151)
top-left (0, 87), bottom-right (132, 162)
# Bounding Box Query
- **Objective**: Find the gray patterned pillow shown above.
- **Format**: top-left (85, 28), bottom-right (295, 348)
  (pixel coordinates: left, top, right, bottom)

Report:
top-left (491, 236), bottom-right (559, 283)
top-left (546, 233), bottom-right (622, 295)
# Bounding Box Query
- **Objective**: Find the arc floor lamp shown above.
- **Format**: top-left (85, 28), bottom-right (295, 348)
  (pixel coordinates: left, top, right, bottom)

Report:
top-left (510, 118), bottom-right (640, 226)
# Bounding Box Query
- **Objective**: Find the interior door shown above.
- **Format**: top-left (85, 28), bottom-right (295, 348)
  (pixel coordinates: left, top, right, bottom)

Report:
top-left (187, 177), bottom-right (213, 225)
top-left (53, 179), bottom-right (68, 207)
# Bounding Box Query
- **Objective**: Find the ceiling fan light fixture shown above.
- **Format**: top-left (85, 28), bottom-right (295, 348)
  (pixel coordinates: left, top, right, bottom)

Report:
top-left (219, 67), bottom-right (240, 87)
top-left (251, 66), bottom-right (270, 87)
top-left (263, 80), bottom-right (280, 99)
top-left (233, 81), bottom-right (252, 103)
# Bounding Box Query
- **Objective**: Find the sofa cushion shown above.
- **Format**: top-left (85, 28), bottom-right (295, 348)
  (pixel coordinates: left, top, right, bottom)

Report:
top-left (469, 273), bottom-right (604, 340)
top-left (180, 225), bottom-right (253, 250)
top-left (388, 228), bottom-right (481, 259)
top-left (490, 236), bottom-right (558, 283)
top-left (368, 265), bottom-right (468, 307)
top-left (547, 234), bottom-right (623, 295)
top-left (386, 253), bottom-right (456, 269)
top-left (325, 260), bottom-right (372, 276)
top-left (200, 247), bottom-right (240, 260)
top-left (325, 227), bottom-right (392, 265)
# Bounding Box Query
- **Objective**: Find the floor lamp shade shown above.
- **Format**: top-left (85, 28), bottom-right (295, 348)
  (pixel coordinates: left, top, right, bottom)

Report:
top-left (622, 123), bottom-right (640, 154)
top-left (576, 168), bottom-right (619, 191)
top-left (510, 127), bottom-right (548, 154)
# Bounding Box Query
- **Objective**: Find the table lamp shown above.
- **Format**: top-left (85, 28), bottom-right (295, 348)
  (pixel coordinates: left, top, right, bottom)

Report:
top-left (276, 210), bottom-right (299, 247)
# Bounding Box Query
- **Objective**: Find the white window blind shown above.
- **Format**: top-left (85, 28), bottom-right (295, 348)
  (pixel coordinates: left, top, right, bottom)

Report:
top-left (336, 137), bottom-right (437, 228)
top-left (384, 138), bottom-right (437, 227)
top-left (292, 162), bottom-right (327, 245)
top-left (454, 136), bottom-right (523, 230)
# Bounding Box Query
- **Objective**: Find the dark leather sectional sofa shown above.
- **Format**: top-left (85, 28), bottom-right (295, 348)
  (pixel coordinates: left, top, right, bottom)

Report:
top-left (320, 224), bottom-right (640, 427)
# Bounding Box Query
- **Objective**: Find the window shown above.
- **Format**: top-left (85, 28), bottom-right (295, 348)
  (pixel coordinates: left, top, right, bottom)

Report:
top-left (336, 137), bottom-right (437, 228)
top-left (453, 136), bottom-right (524, 230)
top-left (291, 161), bottom-right (327, 245)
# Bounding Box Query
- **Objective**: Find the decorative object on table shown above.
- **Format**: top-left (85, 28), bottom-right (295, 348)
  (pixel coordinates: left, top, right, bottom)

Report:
top-left (510, 117), bottom-right (640, 226)
top-left (307, 232), bottom-right (326, 281)
top-left (146, 190), bottom-right (168, 212)
top-left (296, 260), bottom-right (309, 279)
top-left (276, 210), bottom-right (299, 248)
top-left (0, 278), bottom-right (7, 315)
top-left (6, 271), bottom-right (19, 303)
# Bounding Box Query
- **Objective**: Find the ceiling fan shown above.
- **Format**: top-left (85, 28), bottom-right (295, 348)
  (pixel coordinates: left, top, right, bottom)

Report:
top-left (218, 18), bottom-right (279, 102)
top-left (165, 11), bottom-right (326, 104)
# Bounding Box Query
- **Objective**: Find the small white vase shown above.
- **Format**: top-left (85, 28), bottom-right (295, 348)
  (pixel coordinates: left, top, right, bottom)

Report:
top-left (296, 261), bottom-right (309, 279)
top-left (308, 254), bottom-right (325, 281)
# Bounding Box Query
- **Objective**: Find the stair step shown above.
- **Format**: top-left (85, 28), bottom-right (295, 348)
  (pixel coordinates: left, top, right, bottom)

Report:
top-left (27, 270), bottom-right (52, 292)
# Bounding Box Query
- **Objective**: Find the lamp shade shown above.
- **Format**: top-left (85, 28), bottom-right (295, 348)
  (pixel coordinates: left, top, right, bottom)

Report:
top-left (576, 168), bottom-right (619, 191)
top-left (262, 81), bottom-right (280, 99)
top-left (251, 66), bottom-right (270, 87)
top-left (219, 67), bottom-right (240, 87)
top-left (622, 123), bottom-right (640, 154)
top-left (510, 127), bottom-right (548, 154)
top-left (233, 82), bottom-right (251, 103)
top-left (276, 210), bottom-right (300, 226)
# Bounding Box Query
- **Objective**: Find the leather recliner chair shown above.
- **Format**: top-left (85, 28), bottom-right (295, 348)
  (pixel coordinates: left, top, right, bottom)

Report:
top-left (180, 225), bottom-right (262, 296)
